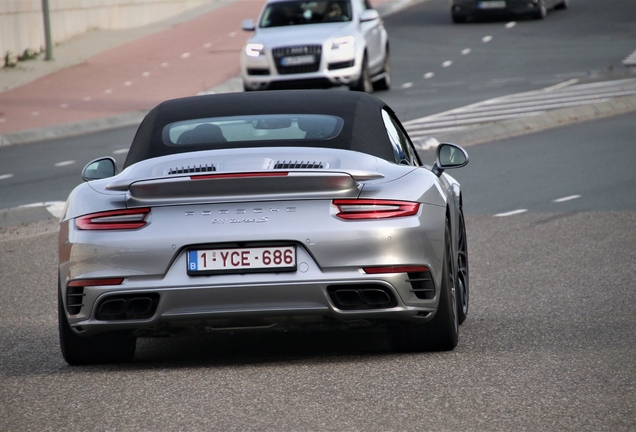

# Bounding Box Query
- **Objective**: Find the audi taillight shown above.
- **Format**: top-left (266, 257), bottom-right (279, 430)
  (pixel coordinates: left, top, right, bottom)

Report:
top-left (76, 208), bottom-right (150, 230)
top-left (333, 199), bottom-right (420, 220)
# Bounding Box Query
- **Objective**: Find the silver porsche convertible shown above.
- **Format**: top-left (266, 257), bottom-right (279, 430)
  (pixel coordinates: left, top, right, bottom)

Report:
top-left (58, 90), bottom-right (470, 365)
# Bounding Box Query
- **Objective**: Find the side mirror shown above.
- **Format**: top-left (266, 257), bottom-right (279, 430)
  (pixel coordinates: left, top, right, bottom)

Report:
top-left (82, 157), bottom-right (118, 182)
top-left (432, 143), bottom-right (469, 177)
top-left (360, 9), bottom-right (379, 23)
top-left (242, 19), bottom-right (256, 31)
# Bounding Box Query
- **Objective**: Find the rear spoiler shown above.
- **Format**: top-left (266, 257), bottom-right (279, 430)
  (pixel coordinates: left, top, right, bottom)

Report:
top-left (105, 170), bottom-right (384, 206)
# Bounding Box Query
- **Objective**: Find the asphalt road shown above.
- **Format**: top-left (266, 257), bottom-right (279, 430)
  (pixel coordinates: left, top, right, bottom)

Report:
top-left (1, 0), bottom-right (636, 430)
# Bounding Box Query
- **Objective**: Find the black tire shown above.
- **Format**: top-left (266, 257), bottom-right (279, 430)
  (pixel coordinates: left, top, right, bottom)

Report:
top-left (456, 210), bottom-right (469, 325)
top-left (555, 0), bottom-right (568, 9)
top-left (452, 13), bottom-right (466, 23)
top-left (350, 54), bottom-right (372, 93)
top-left (372, 48), bottom-right (391, 91)
top-left (533, 0), bottom-right (547, 19)
top-left (387, 219), bottom-right (459, 352)
top-left (59, 285), bottom-right (136, 365)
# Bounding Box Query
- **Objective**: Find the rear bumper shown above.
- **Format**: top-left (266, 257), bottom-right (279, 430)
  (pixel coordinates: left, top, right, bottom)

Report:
top-left (451, 0), bottom-right (543, 18)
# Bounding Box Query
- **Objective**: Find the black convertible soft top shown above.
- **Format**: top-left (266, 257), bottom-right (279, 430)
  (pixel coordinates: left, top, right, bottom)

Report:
top-left (124, 90), bottom-right (396, 168)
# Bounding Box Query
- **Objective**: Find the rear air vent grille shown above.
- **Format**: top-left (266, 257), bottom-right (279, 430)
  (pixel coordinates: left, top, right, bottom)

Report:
top-left (168, 164), bottom-right (216, 175)
top-left (66, 286), bottom-right (85, 315)
top-left (408, 270), bottom-right (436, 300)
top-left (274, 161), bottom-right (324, 169)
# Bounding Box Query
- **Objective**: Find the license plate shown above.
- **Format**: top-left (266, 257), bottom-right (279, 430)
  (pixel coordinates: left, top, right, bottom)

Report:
top-left (281, 55), bottom-right (315, 66)
top-left (478, 1), bottom-right (506, 9)
top-left (187, 245), bottom-right (296, 275)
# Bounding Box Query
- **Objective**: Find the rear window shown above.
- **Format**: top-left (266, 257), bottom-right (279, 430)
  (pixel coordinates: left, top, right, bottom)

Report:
top-left (163, 114), bottom-right (344, 146)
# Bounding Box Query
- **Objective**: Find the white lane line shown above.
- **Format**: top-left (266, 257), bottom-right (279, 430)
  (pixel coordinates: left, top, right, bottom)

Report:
top-left (494, 209), bottom-right (528, 217)
top-left (104, 89), bottom-right (113, 94)
top-left (60, 103), bottom-right (69, 108)
top-left (83, 96), bottom-right (91, 101)
top-left (505, 22), bottom-right (517, 29)
top-left (203, 43), bottom-right (212, 49)
top-left (442, 61), bottom-right (453, 68)
top-left (461, 48), bottom-right (471, 55)
top-left (124, 81), bottom-right (132, 86)
top-left (181, 52), bottom-right (191, 59)
top-left (31, 111), bottom-right (39, 116)
top-left (142, 72), bottom-right (150, 78)
top-left (113, 148), bottom-right (128, 155)
top-left (19, 201), bottom-right (66, 218)
top-left (0, 174), bottom-right (14, 180)
top-left (0, 118), bottom-right (6, 123)
top-left (55, 160), bottom-right (76, 167)
top-left (423, 72), bottom-right (434, 79)
top-left (401, 82), bottom-right (414, 89)
top-left (553, 195), bottom-right (581, 203)
top-left (161, 62), bottom-right (169, 68)
top-left (482, 35), bottom-right (493, 43)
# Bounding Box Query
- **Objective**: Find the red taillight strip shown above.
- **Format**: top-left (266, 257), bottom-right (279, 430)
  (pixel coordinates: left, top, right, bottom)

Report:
top-left (333, 199), bottom-right (420, 220)
top-left (191, 172), bottom-right (289, 180)
top-left (363, 266), bottom-right (429, 274)
top-left (76, 208), bottom-right (150, 230)
top-left (68, 278), bottom-right (124, 287)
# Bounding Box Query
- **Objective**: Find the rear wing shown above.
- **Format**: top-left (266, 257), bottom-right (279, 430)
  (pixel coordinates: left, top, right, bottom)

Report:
top-left (105, 170), bottom-right (384, 206)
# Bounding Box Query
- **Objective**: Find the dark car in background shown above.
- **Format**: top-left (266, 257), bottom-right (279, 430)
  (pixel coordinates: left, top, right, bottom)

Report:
top-left (450, 0), bottom-right (568, 23)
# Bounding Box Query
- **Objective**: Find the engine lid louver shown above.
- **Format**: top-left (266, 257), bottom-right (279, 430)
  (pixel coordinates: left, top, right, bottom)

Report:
top-left (168, 164), bottom-right (216, 175)
top-left (274, 161), bottom-right (324, 169)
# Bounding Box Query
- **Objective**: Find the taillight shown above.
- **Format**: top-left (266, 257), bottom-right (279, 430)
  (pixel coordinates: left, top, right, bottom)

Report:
top-left (76, 208), bottom-right (150, 230)
top-left (363, 266), bottom-right (429, 274)
top-left (333, 199), bottom-right (420, 220)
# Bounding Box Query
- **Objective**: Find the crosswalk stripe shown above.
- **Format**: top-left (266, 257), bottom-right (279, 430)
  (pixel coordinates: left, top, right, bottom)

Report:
top-left (405, 78), bottom-right (636, 145)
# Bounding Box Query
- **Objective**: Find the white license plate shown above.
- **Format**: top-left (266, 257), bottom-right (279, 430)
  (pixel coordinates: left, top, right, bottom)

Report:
top-left (478, 1), bottom-right (506, 9)
top-left (281, 55), bottom-right (315, 66)
top-left (187, 245), bottom-right (296, 275)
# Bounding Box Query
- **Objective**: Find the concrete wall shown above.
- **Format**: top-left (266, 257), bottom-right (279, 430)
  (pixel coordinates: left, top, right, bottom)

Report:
top-left (1, 0), bottom-right (210, 67)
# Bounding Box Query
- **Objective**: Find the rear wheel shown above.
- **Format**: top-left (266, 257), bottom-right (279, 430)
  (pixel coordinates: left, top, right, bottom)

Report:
top-left (59, 285), bottom-right (136, 365)
top-left (456, 210), bottom-right (469, 324)
top-left (555, 0), bottom-right (568, 9)
top-left (452, 13), bottom-right (466, 23)
top-left (350, 54), bottom-right (372, 93)
top-left (372, 48), bottom-right (391, 91)
top-left (388, 219), bottom-right (459, 352)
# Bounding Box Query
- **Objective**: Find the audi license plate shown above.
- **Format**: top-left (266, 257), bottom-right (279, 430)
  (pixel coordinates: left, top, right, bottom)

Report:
top-left (281, 55), bottom-right (315, 66)
top-left (478, 1), bottom-right (506, 9)
top-left (187, 246), bottom-right (296, 275)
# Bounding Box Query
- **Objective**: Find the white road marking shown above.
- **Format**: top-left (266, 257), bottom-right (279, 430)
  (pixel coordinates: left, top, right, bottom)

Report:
top-left (55, 160), bottom-right (75, 167)
top-left (442, 61), bottom-right (453, 68)
top-left (401, 82), bottom-right (414, 89)
top-left (423, 72), bottom-right (434, 79)
top-left (19, 201), bottom-right (66, 218)
top-left (104, 89), bottom-right (113, 94)
top-left (181, 52), bottom-right (191, 59)
top-left (124, 81), bottom-right (132, 86)
top-left (113, 148), bottom-right (128, 155)
top-left (161, 62), bottom-right (169, 68)
top-left (553, 195), bottom-right (581, 203)
top-left (31, 111), bottom-right (39, 116)
top-left (494, 209), bottom-right (528, 217)
top-left (142, 72), bottom-right (150, 78)
top-left (0, 174), bottom-right (14, 180)
top-left (60, 103), bottom-right (69, 108)
top-left (83, 96), bottom-right (91, 101)
top-left (461, 49), bottom-right (471, 55)
top-left (203, 43), bottom-right (212, 49)
top-left (482, 35), bottom-right (493, 43)
top-left (505, 22), bottom-right (517, 29)
top-left (0, 118), bottom-right (6, 123)
top-left (229, 32), bottom-right (236, 37)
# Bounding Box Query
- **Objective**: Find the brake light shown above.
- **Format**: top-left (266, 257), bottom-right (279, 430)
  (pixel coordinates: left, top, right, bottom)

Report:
top-left (191, 172), bottom-right (289, 180)
top-left (76, 208), bottom-right (150, 230)
top-left (333, 199), bottom-right (420, 220)
top-left (68, 278), bottom-right (124, 287)
top-left (363, 266), bottom-right (429, 274)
